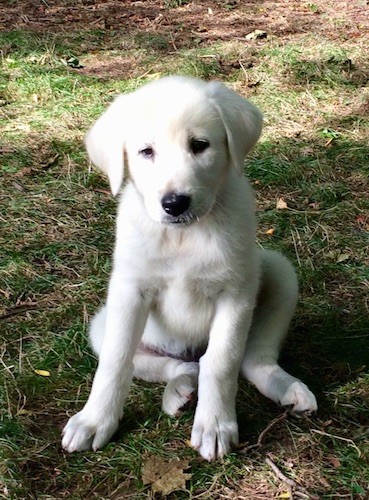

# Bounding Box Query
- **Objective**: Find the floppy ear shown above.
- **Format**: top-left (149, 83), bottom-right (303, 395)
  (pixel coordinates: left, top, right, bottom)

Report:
top-left (206, 81), bottom-right (263, 173)
top-left (85, 94), bottom-right (130, 196)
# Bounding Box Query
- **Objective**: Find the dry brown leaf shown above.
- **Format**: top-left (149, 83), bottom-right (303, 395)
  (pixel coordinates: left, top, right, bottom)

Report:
top-left (142, 455), bottom-right (191, 496)
top-left (276, 198), bottom-right (288, 210)
top-left (322, 420), bottom-right (333, 427)
top-left (328, 455), bottom-right (341, 468)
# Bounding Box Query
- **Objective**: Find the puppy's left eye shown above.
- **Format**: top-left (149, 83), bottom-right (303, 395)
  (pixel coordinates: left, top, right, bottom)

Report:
top-left (139, 146), bottom-right (155, 158)
top-left (190, 139), bottom-right (210, 155)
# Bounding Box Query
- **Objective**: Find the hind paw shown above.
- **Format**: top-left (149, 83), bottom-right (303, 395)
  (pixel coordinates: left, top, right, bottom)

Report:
top-left (162, 374), bottom-right (197, 417)
top-left (280, 381), bottom-right (317, 415)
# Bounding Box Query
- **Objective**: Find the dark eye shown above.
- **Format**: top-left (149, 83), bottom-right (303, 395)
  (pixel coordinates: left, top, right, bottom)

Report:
top-left (190, 138), bottom-right (210, 155)
top-left (139, 146), bottom-right (154, 158)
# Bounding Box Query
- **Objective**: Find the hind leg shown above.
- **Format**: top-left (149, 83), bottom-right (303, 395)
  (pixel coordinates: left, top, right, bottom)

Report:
top-left (241, 250), bottom-right (317, 413)
top-left (134, 347), bottom-right (199, 416)
top-left (89, 306), bottom-right (199, 417)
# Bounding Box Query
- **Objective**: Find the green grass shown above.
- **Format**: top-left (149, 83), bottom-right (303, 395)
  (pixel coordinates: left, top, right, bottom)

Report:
top-left (1, 3), bottom-right (369, 498)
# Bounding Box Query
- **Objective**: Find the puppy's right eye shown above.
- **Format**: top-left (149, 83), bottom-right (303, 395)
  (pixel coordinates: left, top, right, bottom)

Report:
top-left (139, 147), bottom-right (155, 158)
top-left (190, 138), bottom-right (210, 155)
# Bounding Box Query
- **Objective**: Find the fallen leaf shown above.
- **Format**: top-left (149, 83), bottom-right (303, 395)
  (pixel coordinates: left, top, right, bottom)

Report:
top-left (17, 409), bottom-right (31, 416)
top-left (353, 365), bottom-right (366, 373)
top-left (246, 29), bottom-right (267, 40)
top-left (336, 253), bottom-right (350, 263)
top-left (34, 369), bottom-right (51, 377)
top-left (276, 198), bottom-right (288, 210)
top-left (278, 492), bottom-right (292, 499)
top-left (146, 72), bottom-right (162, 81)
top-left (355, 215), bottom-right (369, 230)
top-left (142, 455), bottom-right (191, 496)
top-left (265, 228), bottom-right (275, 235)
top-left (327, 250), bottom-right (350, 263)
top-left (328, 455), bottom-right (341, 468)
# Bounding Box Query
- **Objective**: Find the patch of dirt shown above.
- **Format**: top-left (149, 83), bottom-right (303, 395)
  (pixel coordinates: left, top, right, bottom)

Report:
top-left (1, 0), bottom-right (369, 49)
top-left (2, 1), bottom-right (368, 81)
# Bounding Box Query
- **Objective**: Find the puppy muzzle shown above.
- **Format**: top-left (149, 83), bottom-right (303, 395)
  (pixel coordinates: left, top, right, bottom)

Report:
top-left (161, 192), bottom-right (197, 225)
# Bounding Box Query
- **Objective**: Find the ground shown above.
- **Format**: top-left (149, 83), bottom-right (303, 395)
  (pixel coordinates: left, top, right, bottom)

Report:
top-left (1, 0), bottom-right (369, 499)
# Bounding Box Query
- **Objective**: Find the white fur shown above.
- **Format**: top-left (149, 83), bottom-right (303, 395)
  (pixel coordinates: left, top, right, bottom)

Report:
top-left (62, 76), bottom-right (317, 460)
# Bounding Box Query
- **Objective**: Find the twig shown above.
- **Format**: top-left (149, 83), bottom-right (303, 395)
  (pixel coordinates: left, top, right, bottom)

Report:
top-left (0, 147), bottom-right (16, 153)
top-left (239, 59), bottom-right (249, 81)
top-left (169, 31), bottom-right (178, 51)
top-left (0, 302), bottom-right (39, 320)
top-left (0, 298), bottom-right (58, 320)
top-left (90, 17), bottom-right (104, 26)
top-left (93, 187), bottom-right (111, 195)
top-left (310, 429), bottom-right (362, 457)
top-left (238, 411), bottom-right (288, 454)
top-left (191, 472), bottom-right (222, 498)
top-left (291, 229), bottom-right (301, 267)
top-left (265, 455), bottom-right (319, 500)
top-left (265, 456), bottom-right (297, 488)
top-left (138, 67), bottom-right (157, 80)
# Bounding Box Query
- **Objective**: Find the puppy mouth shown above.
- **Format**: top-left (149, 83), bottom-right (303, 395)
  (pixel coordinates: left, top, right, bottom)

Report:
top-left (162, 211), bottom-right (199, 226)
top-left (161, 198), bottom-right (217, 226)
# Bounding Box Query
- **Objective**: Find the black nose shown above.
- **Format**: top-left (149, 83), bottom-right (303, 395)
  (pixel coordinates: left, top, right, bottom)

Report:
top-left (161, 193), bottom-right (191, 217)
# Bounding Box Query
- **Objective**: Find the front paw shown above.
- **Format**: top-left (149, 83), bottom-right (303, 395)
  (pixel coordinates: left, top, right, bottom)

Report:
top-left (191, 410), bottom-right (238, 461)
top-left (62, 408), bottom-right (119, 452)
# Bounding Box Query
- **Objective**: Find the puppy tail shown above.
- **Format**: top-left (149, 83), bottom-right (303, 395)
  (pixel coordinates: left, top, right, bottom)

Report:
top-left (89, 306), bottom-right (107, 356)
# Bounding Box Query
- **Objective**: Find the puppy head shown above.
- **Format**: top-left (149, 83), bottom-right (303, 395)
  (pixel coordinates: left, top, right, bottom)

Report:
top-left (86, 76), bottom-right (263, 224)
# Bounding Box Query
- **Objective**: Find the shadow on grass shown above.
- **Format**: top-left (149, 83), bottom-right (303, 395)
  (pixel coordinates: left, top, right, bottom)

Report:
top-left (282, 55), bottom-right (369, 89)
top-left (248, 129), bottom-right (369, 410)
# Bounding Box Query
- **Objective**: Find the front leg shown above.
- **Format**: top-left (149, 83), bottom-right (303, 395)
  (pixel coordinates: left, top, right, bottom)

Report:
top-left (191, 294), bottom-right (254, 461)
top-left (62, 273), bottom-right (149, 452)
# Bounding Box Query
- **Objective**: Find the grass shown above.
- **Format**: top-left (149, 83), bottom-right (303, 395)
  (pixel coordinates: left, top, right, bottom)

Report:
top-left (1, 1), bottom-right (369, 498)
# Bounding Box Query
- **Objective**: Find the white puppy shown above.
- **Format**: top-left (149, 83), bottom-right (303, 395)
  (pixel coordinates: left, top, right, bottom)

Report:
top-left (62, 76), bottom-right (317, 461)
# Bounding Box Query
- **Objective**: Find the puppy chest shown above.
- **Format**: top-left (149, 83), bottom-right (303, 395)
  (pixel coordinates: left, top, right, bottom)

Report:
top-left (153, 275), bottom-right (222, 335)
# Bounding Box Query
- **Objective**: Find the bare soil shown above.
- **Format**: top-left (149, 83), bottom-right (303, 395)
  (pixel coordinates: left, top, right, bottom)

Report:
top-left (2, 0), bottom-right (368, 82)
top-left (1, 0), bottom-right (368, 48)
